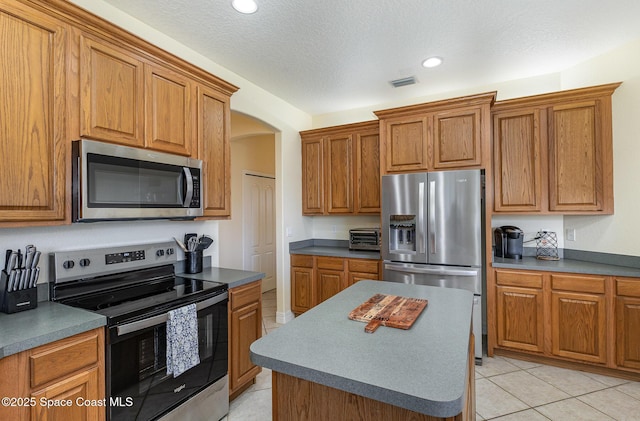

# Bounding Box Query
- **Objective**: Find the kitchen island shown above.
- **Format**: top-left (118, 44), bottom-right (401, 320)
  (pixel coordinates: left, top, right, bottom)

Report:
top-left (250, 280), bottom-right (475, 420)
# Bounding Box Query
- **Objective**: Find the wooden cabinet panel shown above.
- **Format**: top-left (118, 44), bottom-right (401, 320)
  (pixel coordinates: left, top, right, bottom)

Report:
top-left (616, 296), bottom-right (640, 370)
top-left (317, 269), bottom-right (346, 303)
top-left (325, 134), bottom-right (353, 213)
top-left (376, 92), bottom-right (495, 175)
top-left (496, 270), bottom-right (543, 289)
top-left (301, 136), bottom-right (324, 214)
top-left (493, 108), bottom-right (544, 212)
top-left (496, 285), bottom-right (545, 353)
top-left (317, 256), bottom-right (345, 271)
top-left (30, 331), bottom-right (100, 389)
top-left (145, 64), bottom-right (194, 155)
top-left (384, 116), bottom-right (430, 172)
top-left (229, 280), bottom-right (262, 397)
top-left (0, 328), bottom-right (105, 421)
top-left (197, 84), bottom-right (231, 217)
top-left (433, 107), bottom-right (482, 169)
top-left (492, 83), bottom-right (619, 214)
top-left (551, 290), bottom-right (606, 363)
top-left (292, 255), bottom-right (380, 312)
top-left (615, 278), bottom-right (640, 370)
top-left (80, 35), bottom-right (144, 147)
top-left (549, 101), bottom-right (601, 212)
top-left (291, 266), bottom-right (314, 314)
top-left (31, 368), bottom-right (100, 421)
top-left (300, 121), bottom-right (379, 215)
top-left (0, 2), bottom-right (67, 223)
top-left (355, 130), bottom-right (381, 213)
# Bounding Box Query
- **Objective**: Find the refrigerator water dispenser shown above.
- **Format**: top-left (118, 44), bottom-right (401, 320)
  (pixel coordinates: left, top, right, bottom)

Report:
top-left (389, 215), bottom-right (416, 253)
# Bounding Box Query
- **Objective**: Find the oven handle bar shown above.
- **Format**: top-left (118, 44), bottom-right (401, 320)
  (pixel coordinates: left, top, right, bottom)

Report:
top-left (116, 291), bottom-right (228, 337)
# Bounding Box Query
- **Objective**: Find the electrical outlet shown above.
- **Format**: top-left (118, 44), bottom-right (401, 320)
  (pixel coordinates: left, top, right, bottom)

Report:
top-left (286, 227), bottom-right (293, 237)
top-left (566, 228), bottom-right (576, 241)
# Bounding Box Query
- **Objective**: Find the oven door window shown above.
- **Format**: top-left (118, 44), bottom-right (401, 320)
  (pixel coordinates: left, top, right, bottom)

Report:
top-left (87, 153), bottom-right (186, 208)
top-left (109, 301), bottom-right (227, 420)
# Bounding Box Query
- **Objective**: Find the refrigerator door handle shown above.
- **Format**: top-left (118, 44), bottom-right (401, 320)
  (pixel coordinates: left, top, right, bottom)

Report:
top-left (418, 182), bottom-right (425, 254)
top-left (428, 180), bottom-right (436, 254)
top-left (384, 263), bottom-right (479, 277)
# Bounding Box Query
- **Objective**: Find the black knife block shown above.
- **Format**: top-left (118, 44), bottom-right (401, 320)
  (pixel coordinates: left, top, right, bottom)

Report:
top-left (1, 271), bottom-right (38, 314)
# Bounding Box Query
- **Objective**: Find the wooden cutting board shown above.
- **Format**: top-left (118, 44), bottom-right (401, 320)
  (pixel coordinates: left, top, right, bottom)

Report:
top-left (348, 294), bottom-right (428, 333)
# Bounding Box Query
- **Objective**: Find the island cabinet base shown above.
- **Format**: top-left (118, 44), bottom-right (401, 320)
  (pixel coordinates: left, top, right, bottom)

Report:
top-left (272, 372), bottom-right (468, 421)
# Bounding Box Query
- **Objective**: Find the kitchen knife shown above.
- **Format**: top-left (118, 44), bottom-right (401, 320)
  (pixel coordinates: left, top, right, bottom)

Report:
top-left (31, 250), bottom-right (41, 268)
top-left (4, 249), bottom-right (12, 272)
top-left (8, 270), bottom-right (17, 292)
top-left (19, 269), bottom-right (28, 290)
top-left (25, 247), bottom-right (35, 269)
top-left (30, 267), bottom-right (39, 288)
top-left (6, 251), bottom-right (18, 273)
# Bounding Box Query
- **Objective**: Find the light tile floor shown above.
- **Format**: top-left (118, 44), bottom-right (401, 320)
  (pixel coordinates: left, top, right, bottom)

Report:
top-left (225, 290), bottom-right (640, 420)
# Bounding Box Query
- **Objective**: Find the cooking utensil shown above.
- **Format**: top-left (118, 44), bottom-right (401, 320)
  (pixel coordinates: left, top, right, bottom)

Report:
top-left (173, 237), bottom-right (188, 252)
top-left (197, 235), bottom-right (214, 250)
top-left (25, 245), bottom-right (35, 269)
top-left (187, 236), bottom-right (198, 252)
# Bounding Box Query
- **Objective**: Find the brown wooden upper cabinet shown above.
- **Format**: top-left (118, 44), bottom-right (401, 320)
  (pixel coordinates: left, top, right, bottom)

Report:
top-left (492, 83), bottom-right (621, 214)
top-left (374, 92), bottom-right (495, 174)
top-left (300, 121), bottom-right (380, 215)
top-left (145, 63), bottom-right (194, 156)
top-left (80, 35), bottom-right (145, 147)
top-left (197, 84), bottom-right (232, 218)
top-left (81, 36), bottom-right (195, 156)
top-left (0, 1), bottom-right (68, 224)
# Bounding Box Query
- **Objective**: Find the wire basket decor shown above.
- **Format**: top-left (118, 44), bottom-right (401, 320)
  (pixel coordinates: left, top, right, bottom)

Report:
top-left (535, 231), bottom-right (559, 260)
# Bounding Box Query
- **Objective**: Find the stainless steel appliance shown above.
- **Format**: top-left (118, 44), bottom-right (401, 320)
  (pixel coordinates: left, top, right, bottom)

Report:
top-left (72, 139), bottom-right (203, 222)
top-left (348, 228), bottom-right (381, 251)
top-left (381, 170), bottom-right (484, 363)
top-left (50, 242), bottom-right (229, 421)
top-left (494, 226), bottom-right (524, 259)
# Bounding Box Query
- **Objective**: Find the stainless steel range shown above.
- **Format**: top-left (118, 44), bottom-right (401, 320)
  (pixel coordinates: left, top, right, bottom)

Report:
top-left (49, 242), bottom-right (229, 421)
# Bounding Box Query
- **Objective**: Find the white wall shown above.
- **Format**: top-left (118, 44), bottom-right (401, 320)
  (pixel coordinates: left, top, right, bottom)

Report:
top-left (219, 134), bottom-right (276, 270)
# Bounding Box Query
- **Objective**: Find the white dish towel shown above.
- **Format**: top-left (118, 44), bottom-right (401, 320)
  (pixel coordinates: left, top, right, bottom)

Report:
top-left (166, 303), bottom-right (200, 377)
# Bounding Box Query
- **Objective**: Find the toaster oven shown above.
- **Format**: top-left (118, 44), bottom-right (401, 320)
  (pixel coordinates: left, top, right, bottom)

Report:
top-left (349, 228), bottom-right (381, 251)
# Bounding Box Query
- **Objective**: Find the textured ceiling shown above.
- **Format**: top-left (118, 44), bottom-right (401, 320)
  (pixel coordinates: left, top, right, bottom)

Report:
top-left (100, 0), bottom-right (640, 115)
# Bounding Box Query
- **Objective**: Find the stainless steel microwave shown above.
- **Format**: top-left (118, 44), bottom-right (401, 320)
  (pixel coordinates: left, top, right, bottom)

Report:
top-left (72, 139), bottom-right (203, 222)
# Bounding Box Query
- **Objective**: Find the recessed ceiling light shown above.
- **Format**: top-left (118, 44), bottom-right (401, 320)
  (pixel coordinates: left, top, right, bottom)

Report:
top-left (422, 57), bottom-right (443, 68)
top-left (232, 0), bottom-right (258, 14)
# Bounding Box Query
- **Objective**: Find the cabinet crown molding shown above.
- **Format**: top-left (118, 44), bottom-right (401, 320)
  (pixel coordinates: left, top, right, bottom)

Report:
top-left (373, 91), bottom-right (496, 119)
top-left (492, 82), bottom-right (622, 111)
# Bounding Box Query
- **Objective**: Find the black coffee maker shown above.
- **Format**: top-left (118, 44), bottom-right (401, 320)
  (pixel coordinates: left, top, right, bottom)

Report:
top-left (494, 226), bottom-right (524, 259)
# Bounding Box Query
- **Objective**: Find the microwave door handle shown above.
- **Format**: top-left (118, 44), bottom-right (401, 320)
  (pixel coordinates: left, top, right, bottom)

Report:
top-left (182, 167), bottom-right (194, 207)
top-left (116, 292), bottom-right (228, 336)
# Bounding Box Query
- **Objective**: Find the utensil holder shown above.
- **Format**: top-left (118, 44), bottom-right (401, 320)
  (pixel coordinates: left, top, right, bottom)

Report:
top-left (185, 250), bottom-right (203, 274)
top-left (1, 271), bottom-right (38, 314)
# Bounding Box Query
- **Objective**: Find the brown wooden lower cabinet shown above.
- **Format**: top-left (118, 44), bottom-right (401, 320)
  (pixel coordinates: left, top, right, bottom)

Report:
top-left (493, 269), bottom-right (640, 378)
top-left (616, 278), bottom-right (640, 370)
top-left (291, 254), bottom-right (380, 315)
top-left (229, 279), bottom-right (263, 399)
top-left (0, 328), bottom-right (105, 421)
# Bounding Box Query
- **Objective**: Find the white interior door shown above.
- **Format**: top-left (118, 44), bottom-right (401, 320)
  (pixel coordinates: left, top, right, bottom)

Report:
top-left (243, 173), bottom-right (276, 292)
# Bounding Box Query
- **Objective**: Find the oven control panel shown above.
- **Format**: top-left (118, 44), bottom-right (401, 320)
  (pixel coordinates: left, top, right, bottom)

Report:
top-left (51, 241), bottom-right (178, 283)
top-left (106, 250), bottom-right (146, 265)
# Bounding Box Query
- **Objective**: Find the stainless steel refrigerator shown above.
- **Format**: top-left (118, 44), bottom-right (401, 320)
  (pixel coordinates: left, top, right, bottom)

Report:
top-left (381, 169), bottom-right (484, 363)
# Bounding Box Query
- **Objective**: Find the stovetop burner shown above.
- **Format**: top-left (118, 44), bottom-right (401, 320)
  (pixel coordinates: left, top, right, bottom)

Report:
top-left (49, 242), bottom-right (227, 326)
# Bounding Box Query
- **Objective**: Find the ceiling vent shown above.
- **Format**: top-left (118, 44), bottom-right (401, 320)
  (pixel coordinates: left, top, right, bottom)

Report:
top-left (389, 76), bottom-right (417, 88)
